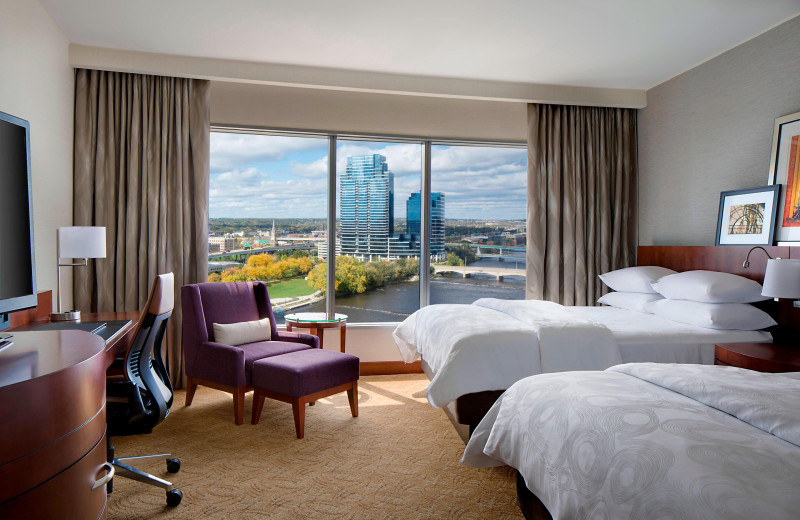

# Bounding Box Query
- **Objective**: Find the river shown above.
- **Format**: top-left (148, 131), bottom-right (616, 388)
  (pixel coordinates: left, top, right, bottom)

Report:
top-left (278, 258), bottom-right (526, 324)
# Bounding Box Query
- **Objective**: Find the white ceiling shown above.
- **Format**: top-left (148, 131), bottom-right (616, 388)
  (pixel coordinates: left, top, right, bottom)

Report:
top-left (40, 0), bottom-right (800, 90)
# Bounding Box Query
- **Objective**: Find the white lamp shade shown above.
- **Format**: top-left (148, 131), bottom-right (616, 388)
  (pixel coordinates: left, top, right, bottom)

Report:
top-left (58, 226), bottom-right (106, 259)
top-left (761, 258), bottom-right (800, 298)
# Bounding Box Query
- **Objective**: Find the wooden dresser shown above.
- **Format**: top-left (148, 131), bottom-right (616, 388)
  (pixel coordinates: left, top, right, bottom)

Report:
top-left (0, 331), bottom-right (111, 519)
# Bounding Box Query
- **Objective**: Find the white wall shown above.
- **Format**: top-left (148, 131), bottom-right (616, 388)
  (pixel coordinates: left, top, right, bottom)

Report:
top-left (639, 15), bottom-right (800, 246)
top-left (0, 0), bottom-right (74, 309)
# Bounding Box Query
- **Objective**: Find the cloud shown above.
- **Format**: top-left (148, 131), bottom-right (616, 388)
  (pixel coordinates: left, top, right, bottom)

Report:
top-left (211, 132), bottom-right (327, 172)
top-left (210, 134), bottom-right (527, 220)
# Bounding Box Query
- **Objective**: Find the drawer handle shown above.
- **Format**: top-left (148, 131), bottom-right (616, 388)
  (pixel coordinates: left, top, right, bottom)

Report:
top-left (92, 462), bottom-right (115, 490)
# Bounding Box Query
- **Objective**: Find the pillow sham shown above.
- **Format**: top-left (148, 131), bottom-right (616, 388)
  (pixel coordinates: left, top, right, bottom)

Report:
top-left (213, 317), bottom-right (272, 346)
top-left (650, 270), bottom-right (768, 303)
top-left (598, 266), bottom-right (677, 293)
top-left (597, 291), bottom-right (663, 313)
top-left (647, 299), bottom-right (776, 330)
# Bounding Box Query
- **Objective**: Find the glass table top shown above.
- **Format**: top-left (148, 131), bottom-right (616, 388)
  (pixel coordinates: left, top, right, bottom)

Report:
top-left (283, 312), bottom-right (347, 323)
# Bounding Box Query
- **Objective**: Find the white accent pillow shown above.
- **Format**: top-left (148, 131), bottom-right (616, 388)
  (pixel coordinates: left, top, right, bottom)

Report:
top-left (650, 270), bottom-right (768, 303)
top-left (598, 266), bottom-right (676, 293)
top-left (213, 317), bottom-right (272, 346)
top-left (597, 292), bottom-right (663, 313)
top-left (647, 299), bottom-right (776, 330)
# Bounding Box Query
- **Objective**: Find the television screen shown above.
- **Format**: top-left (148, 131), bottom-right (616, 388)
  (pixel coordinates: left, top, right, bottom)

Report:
top-left (0, 111), bottom-right (37, 317)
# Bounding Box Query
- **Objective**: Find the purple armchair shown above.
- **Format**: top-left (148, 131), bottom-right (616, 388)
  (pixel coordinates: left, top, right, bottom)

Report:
top-left (181, 281), bottom-right (318, 424)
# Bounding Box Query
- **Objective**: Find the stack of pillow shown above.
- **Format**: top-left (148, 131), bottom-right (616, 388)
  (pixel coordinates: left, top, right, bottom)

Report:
top-left (598, 266), bottom-right (777, 330)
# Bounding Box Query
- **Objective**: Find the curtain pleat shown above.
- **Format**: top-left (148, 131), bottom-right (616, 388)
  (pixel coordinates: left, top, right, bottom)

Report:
top-left (526, 104), bottom-right (638, 305)
top-left (73, 69), bottom-right (210, 388)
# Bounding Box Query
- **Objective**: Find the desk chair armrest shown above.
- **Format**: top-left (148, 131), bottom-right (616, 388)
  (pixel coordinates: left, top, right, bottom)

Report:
top-left (192, 341), bottom-right (247, 388)
top-left (274, 331), bottom-right (319, 349)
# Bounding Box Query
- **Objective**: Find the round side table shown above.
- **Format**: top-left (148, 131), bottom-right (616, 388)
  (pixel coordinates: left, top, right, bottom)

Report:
top-left (284, 312), bottom-right (348, 352)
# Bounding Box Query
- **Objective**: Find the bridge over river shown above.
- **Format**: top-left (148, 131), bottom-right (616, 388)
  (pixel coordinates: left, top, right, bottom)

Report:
top-left (432, 264), bottom-right (524, 281)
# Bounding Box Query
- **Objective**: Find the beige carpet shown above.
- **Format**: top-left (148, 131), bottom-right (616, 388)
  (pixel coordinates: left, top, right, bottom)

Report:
top-left (107, 374), bottom-right (522, 519)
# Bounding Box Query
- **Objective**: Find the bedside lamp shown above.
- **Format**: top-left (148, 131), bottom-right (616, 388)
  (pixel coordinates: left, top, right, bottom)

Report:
top-left (761, 259), bottom-right (800, 300)
top-left (51, 226), bottom-right (106, 322)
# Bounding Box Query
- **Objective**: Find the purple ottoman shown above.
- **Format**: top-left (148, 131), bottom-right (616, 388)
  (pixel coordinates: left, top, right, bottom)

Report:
top-left (250, 349), bottom-right (360, 438)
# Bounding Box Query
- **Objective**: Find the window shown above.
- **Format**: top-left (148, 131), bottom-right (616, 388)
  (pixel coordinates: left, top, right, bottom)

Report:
top-left (208, 131), bottom-right (328, 324)
top-left (430, 144), bottom-right (527, 304)
top-left (334, 139), bottom-right (422, 323)
top-left (209, 128), bottom-right (525, 324)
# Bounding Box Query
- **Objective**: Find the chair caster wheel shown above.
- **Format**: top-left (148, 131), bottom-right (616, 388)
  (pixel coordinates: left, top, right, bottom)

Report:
top-left (166, 488), bottom-right (183, 506)
top-left (166, 458), bottom-right (181, 473)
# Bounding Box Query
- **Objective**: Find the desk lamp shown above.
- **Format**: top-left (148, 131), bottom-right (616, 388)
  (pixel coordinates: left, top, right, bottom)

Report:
top-left (51, 226), bottom-right (106, 322)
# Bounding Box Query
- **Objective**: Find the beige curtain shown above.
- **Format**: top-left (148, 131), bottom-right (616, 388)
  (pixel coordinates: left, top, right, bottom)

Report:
top-left (526, 103), bottom-right (638, 305)
top-left (73, 69), bottom-right (210, 387)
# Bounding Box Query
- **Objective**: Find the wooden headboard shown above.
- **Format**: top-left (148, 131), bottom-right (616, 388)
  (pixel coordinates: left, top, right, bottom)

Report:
top-left (637, 246), bottom-right (800, 334)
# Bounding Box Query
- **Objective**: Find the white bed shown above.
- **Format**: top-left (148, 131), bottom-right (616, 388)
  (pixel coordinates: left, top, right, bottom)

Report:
top-left (393, 299), bottom-right (771, 408)
top-left (463, 363), bottom-right (800, 520)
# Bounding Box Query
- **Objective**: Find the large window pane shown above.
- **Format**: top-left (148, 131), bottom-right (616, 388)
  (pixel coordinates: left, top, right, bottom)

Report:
top-left (208, 132), bottom-right (329, 324)
top-left (326, 140), bottom-right (422, 323)
top-left (430, 144), bottom-right (527, 304)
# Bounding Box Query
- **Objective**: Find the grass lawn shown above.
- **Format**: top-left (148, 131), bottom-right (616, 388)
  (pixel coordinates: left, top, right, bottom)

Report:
top-left (268, 277), bottom-right (317, 298)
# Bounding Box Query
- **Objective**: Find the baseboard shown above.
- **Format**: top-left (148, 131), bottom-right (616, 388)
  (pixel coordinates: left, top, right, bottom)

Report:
top-left (360, 360), bottom-right (422, 376)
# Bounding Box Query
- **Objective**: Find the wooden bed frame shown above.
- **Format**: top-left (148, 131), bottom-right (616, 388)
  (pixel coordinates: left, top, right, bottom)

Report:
top-left (431, 245), bottom-right (799, 445)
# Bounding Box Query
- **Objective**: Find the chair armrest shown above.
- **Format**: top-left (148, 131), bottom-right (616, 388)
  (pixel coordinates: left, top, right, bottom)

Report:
top-left (275, 331), bottom-right (319, 349)
top-left (190, 342), bottom-right (247, 388)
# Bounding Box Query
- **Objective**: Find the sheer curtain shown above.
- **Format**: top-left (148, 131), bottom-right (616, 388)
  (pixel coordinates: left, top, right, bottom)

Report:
top-left (73, 68), bottom-right (210, 387)
top-left (526, 103), bottom-right (638, 305)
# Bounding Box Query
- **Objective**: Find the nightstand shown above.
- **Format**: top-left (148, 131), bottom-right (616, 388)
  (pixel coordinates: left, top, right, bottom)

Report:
top-left (715, 342), bottom-right (800, 373)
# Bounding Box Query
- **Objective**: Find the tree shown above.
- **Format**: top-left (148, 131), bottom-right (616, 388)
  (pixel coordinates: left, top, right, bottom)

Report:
top-left (445, 252), bottom-right (464, 266)
top-left (208, 272), bottom-right (222, 282)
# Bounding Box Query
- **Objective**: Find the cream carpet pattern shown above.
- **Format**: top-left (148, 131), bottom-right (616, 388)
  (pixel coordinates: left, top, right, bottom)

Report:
top-left (107, 374), bottom-right (522, 519)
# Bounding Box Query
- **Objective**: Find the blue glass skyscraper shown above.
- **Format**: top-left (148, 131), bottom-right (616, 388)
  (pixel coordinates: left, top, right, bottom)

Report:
top-left (340, 154), bottom-right (394, 259)
top-left (406, 192), bottom-right (445, 254)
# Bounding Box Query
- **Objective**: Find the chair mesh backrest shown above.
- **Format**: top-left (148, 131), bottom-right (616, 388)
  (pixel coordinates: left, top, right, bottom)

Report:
top-left (124, 273), bottom-right (175, 428)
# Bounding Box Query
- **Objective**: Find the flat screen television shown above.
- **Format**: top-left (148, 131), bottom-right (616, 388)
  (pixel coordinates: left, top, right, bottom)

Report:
top-left (0, 110), bottom-right (37, 331)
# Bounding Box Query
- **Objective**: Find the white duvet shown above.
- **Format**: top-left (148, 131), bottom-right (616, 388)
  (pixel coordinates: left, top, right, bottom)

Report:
top-left (463, 363), bottom-right (800, 520)
top-left (393, 299), bottom-right (621, 407)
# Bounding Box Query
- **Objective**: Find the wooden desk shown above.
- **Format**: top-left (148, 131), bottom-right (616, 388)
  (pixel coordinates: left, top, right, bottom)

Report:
top-left (0, 331), bottom-right (111, 519)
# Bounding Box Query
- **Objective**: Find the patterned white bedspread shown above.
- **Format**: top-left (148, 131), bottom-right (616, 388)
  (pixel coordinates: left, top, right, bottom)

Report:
top-left (463, 363), bottom-right (800, 520)
top-left (392, 299), bottom-right (621, 407)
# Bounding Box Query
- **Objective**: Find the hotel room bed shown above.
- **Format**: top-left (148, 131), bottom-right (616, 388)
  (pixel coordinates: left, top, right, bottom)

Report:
top-left (462, 363), bottom-right (800, 520)
top-left (393, 246), bottom-right (784, 437)
top-left (396, 300), bottom-right (770, 436)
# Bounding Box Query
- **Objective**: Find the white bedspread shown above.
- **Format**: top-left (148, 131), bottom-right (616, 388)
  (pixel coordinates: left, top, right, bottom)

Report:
top-left (392, 300), bottom-right (621, 407)
top-left (463, 363), bottom-right (800, 520)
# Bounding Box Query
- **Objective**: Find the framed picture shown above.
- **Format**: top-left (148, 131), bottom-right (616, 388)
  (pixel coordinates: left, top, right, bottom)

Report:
top-left (715, 185), bottom-right (779, 246)
top-left (767, 110), bottom-right (800, 244)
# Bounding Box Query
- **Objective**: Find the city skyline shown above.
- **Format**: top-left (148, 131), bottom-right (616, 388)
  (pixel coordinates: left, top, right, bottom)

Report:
top-left (210, 132), bottom-right (526, 220)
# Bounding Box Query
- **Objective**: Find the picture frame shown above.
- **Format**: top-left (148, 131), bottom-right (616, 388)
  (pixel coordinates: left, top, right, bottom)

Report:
top-left (715, 185), bottom-right (779, 246)
top-left (767, 110), bottom-right (800, 244)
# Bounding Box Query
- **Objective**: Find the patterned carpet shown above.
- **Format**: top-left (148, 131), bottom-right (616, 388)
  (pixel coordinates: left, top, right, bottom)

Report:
top-left (107, 374), bottom-right (522, 519)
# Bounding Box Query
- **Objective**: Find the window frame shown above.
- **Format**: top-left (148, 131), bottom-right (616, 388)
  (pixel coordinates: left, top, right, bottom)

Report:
top-left (211, 124), bottom-right (526, 321)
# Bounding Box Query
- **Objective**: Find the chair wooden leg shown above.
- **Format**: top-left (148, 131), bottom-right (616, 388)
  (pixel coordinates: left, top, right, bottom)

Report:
top-left (347, 381), bottom-right (358, 417)
top-left (292, 398), bottom-right (305, 439)
top-left (233, 387), bottom-right (245, 425)
top-left (251, 390), bottom-right (265, 425)
top-left (184, 377), bottom-right (197, 406)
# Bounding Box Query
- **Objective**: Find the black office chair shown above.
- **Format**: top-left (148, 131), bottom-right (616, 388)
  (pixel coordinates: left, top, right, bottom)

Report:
top-left (106, 273), bottom-right (183, 507)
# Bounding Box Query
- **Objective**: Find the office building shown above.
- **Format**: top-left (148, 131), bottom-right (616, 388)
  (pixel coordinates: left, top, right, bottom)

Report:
top-left (340, 154), bottom-right (394, 259)
top-left (406, 192), bottom-right (445, 255)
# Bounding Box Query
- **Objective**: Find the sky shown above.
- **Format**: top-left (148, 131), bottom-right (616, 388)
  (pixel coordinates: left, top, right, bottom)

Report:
top-left (210, 132), bottom-right (526, 220)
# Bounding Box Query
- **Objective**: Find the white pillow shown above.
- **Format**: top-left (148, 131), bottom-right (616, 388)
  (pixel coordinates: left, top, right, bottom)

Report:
top-left (213, 317), bottom-right (272, 346)
top-left (647, 299), bottom-right (776, 330)
top-left (597, 292), bottom-right (663, 313)
top-left (650, 270), bottom-right (768, 303)
top-left (599, 266), bottom-right (677, 293)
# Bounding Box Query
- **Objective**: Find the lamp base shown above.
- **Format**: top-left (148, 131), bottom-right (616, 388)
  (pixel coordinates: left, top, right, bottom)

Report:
top-left (50, 310), bottom-right (81, 322)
